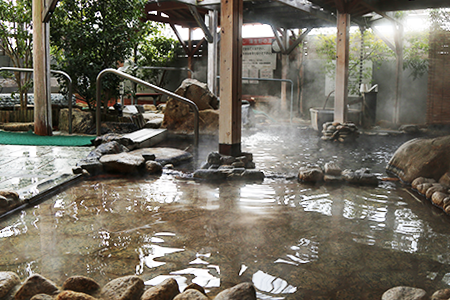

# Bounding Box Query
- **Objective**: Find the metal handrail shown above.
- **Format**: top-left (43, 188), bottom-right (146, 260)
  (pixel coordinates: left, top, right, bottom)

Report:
top-left (96, 68), bottom-right (199, 146)
top-left (0, 67), bottom-right (74, 134)
top-left (217, 76), bottom-right (294, 123)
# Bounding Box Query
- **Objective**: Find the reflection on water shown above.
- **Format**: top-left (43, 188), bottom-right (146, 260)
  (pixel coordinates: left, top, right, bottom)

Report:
top-left (1, 127), bottom-right (450, 299)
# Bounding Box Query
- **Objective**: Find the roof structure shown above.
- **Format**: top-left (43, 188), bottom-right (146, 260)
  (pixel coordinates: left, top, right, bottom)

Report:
top-left (143, 0), bottom-right (450, 31)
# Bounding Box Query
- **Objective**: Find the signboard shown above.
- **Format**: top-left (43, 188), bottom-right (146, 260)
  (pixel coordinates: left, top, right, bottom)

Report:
top-left (242, 37), bottom-right (276, 84)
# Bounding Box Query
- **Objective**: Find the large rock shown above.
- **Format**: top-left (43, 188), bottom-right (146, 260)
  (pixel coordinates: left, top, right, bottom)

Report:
top-left (87, 141), bottom-right (129, 160)
top-left (173, 289), bottom-right (208, 300)
top-left (141, 278), bottom-right (180, 300)
top-left (173, 78), bottom-right (218, 110)
top-left (56, 290), bottom-right (98, 300)
top-left (381, 286), bottom-right (427, 300)
top-left (14, 274), bottom-right (59, 300)
top-left (162, 79), bottom-right (218, 134)
top-left (214, 282), bottom-right (256, 300)
top-left (199, 109), bottom-right (219, 135)
top-left (100, 275), bottom-right (144, 300)
top-left (387, 135), bottom-right (450, 184)
top-left (62, 276), bottom-right (100, 295)
top-left (298, 167), bottom-right (324, 183)
top-left (59, 108), bottom-right (94, 134)
top-left (0, 272), bottom-right (20, 298)
top-left (92, 133), bottom-right (135, 150)
top-left (129, 148), bottom-right (192, 166)
top-left (0, 191), bottom-right (23, 215)
top-left (100, 152), bottom-right (146, 174)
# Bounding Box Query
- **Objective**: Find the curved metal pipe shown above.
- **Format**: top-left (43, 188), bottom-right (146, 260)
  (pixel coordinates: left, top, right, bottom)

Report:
top-left (96, 68), bottom-right (199, 147)
top-left (0, 67), bottom-right (74, 134)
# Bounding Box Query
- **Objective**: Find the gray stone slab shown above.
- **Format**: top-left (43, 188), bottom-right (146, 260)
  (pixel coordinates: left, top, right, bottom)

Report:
top-left (123, 128), bottom-right (167, 148)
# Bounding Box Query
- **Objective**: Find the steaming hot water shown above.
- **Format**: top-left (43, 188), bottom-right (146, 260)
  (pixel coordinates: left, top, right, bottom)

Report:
top-left (1, 126), bottom-right (450, 299)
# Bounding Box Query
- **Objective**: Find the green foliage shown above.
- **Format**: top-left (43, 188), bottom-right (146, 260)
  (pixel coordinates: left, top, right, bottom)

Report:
top-left (50, 0), bottom-right (150, 110)
top-left (0, 0), bottom-right (33, 110)
top-left (316, 29), bottom-right (394, 94)
top-left (430, 8), bottom-right (450, 31)
top-left (403, 31), bottom-right (429, 80)
top-left (135, 33), bottom-right (181, 86)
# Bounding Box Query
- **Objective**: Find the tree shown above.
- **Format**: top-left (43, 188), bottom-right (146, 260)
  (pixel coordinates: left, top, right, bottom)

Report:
top-left (118, 24), bottom-right (181, 98)
top-left (0, 0), bottom-right (33, 110)
top-left (315, 29), bottom-right (394, 95)
top-left (50, 0), bottom-right (151, 111)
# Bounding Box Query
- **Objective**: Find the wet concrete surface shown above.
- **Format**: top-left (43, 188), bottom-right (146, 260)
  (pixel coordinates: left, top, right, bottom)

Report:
top-left (0, 145), bottom-right (93, 199)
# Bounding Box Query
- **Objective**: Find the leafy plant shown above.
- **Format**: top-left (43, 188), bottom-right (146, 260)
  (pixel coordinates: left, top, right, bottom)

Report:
top-left (0, 0), bottom-right (33, 110)
top-left (50, 0), bottom-right (150, 111)
top-left (316, 29), bottom-right (394, 95)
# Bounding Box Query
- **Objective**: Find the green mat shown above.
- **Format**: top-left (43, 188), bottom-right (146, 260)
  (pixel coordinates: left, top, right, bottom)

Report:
top-left (0, 130), bottom-right (95, 146)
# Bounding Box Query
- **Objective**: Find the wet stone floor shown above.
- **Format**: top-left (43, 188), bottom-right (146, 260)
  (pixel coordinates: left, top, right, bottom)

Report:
top-left (2, 126), bottom-right (450, 299)
top-left (0, 145), bottom-right (93, 198)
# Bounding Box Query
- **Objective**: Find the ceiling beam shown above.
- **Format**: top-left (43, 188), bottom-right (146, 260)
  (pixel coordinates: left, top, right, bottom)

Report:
top-left (273, 0), bottom-right (336, 26)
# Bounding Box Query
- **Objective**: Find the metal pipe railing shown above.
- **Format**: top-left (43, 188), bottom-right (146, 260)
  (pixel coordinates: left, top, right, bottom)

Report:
top-left (96, 68), bottom-right (199, 146)
top-left (129, 66), bottom-right (194, 105)
top-left (217, 76), bottom-right (294, 123)
top-left (0, 67), bottom-right (74, 134)
top-left (138, 66), bottom-right (193, 77)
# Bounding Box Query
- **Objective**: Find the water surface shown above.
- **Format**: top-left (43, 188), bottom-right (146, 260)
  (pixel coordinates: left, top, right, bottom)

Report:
top-left (2, 126), bottom-right (450, 299)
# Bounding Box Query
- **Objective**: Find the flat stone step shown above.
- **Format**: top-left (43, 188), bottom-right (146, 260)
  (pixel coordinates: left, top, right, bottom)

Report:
top-left (123, 128), bottom-right (167, 148)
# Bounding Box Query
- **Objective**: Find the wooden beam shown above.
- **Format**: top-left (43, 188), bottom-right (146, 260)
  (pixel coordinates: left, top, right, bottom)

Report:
top-left (393, 23), bottom-right (403, 125)
top-left (33, 0), bottom-right (52, 136)
top-left (334, 11), bottom-right (350, 124)
top-left (280, 29), bottom-right (289, 111)
top-left (286, 27), bottom-right (311, 54)
top-left (188, 5), bottom-right (214, 43)
top-left (219, 0), bottom-right (242, 156)
top-left (207, 10), bottom-right (219, 95)
top-left (169, 23), bottom-right (189, 54)
top-left (273, 0), bottom-right (336, 25)
top-left (42, 0), bottom-right (59, 22)
top-left (270, 25), bottom-right (287, 53)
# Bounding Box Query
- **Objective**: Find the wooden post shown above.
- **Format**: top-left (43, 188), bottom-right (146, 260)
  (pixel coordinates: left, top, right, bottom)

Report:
top-left (280, 29), bottom-right (289, 112)
top-left (187, 28), bottom-right (193, 78)
top-left (334, 11), bottom-right (350, 124)
top-left (393, 23), bottom-right (403, 125)
top-left (219, 0), bottom-right (242, 156)
top-left (207, 10), bottom-right (218, 95)
top-left (33, 0), bottom-right (52, 135)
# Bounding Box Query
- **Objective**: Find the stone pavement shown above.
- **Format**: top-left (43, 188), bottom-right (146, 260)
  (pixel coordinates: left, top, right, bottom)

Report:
top-left (0, 145), bottom-right (93, 199)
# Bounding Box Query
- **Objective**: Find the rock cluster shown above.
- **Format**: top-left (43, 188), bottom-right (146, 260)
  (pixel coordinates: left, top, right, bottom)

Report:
top-left (298, 162), bottom-right (378, 186)
top-left (0, 94), bottom-right (74, 108)
top-left (0, 190), bottom-right (23, 216)
top-left (73, 134), bottom-right (192, 176)
top-left (411, 176), bottom-right (450, 214)
top-left (321, 122), bottom-right (359, 142)
top-left (382, 286), bottom-right (450, 300)
top-left (59, 108), bottom-right (94, 134)
top-left (0, 272), bottom-right (256, 300)
top-left (193, 151), bottom-right (264, 181)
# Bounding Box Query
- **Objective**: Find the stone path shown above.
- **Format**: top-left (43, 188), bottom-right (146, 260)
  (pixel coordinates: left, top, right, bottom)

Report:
top-left (0, 145), bottom-right (93, 199)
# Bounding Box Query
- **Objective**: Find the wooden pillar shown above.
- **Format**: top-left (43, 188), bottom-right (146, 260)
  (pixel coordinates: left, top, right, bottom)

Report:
top-left (219, 0), bottom-right (242, 156)
top-left (33, 0), bottom-right (52, 136)
top-left (207, 10), bottom-right (218, 95)
top-left (280, 29), bottom-right (289, 112)
top-left (334, 11), bottom-right (350, 124)
top-left (187, 28), bottom-right (193, 78)
top-left (393, 24), bottom-right (403, 125)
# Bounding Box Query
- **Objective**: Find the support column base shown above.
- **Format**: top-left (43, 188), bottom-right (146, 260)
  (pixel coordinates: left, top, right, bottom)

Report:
top-left (219, 143), bottom-right (241, 157)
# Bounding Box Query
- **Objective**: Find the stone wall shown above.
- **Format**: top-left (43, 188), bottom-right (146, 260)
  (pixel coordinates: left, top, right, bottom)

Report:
top-left (0, 94), bottom-right (75, 108)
